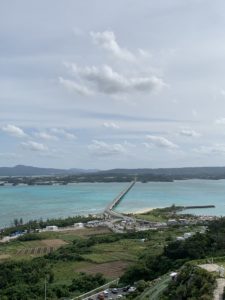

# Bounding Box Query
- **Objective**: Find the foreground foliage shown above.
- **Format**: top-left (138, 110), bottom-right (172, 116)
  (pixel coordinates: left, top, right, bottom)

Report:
top-left (160, 264), bottom-right (216, 300)
top-left (120, 218), bottom-right (225, 285)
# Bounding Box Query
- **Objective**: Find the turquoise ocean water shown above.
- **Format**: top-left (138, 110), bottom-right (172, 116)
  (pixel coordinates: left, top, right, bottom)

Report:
top-left (1, 179), bottom-right (225, 227)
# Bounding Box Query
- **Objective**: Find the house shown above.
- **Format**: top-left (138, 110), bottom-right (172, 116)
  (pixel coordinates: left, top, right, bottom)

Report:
top-left (176, 236), bottom-right (185, 241)
top-left (74, 222), bottom-right (84, 228)
top-left (183, 232), bottom-right (193, 239)
top-left (45, 225), bottom-right (58, 231)
top-left (167, 219), bottom-right (178, 225)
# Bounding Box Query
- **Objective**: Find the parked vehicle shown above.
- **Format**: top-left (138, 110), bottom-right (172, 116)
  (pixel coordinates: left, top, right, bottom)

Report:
top-left (112, 288), bottom-right (118, 294)
top-left (97, 293), bottom-right (105, 300)
top-left (122, 285), bottom-right (130, 292)
top-left (128, 286), bottom-right (136, 293)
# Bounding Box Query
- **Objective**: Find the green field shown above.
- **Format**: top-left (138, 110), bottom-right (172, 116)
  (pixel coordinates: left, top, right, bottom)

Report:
top-left (0, 224), bottom-right (203, 299)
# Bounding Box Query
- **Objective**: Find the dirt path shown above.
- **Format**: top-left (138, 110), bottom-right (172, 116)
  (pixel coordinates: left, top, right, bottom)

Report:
top-left (214, 278), bottom-right (225, 300)
top-left (199, 264), bottom-right (225, 300)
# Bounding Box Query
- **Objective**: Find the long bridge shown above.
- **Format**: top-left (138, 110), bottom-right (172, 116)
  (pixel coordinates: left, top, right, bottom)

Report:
top-left (104, 179), bottom-right (136, 219)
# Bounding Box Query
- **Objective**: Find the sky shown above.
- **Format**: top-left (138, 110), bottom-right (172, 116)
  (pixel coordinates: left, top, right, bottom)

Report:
top-left (1, 0), bottom-right (225, 169)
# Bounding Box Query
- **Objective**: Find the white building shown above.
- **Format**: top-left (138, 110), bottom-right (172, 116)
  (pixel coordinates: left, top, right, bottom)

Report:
top-left (45, 225), bottom-right (58, 231)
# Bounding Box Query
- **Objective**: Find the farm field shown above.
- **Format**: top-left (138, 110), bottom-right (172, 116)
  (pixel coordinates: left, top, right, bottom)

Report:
top-left (0, 225), bottom-right (202, 296)
top-left (0, 227), bottom-right (111, 260)
top-left (82, 239), bottom-right (147, 263)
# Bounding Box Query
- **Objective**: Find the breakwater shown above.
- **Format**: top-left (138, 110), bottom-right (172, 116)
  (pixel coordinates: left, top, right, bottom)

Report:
top-left (183, 205), bottom-right (215, 210)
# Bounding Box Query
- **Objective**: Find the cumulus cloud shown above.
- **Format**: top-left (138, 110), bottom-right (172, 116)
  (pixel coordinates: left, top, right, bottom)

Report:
top-left (102, 122), bottom-right (120, 129)
top-left (59, 77), bottom-right (93, 96)
top-left (62, 63), bottom-right (165, 96)
top-left (146, 135), bottom-right (178, 149)
top-left (21, 141), bottom-right (48, 152)
top-left (90, 31), bottom-right (136, 62)
top-left (35, 132), bottom-right (58, 141)
top-left (50, 128), bottom-right (77, 140)
top-left (215, 118), bottom-right (225, 125)
top-left (88, 140), bottom-right (126, 156)
top-left (179, 129), bottom-right (200, 137)
top-left (1, 124), bottom-right (27, 138)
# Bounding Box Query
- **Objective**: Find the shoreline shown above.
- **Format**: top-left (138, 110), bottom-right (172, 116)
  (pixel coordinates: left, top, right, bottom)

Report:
top-left (123, 207), bottom-right (157, 214)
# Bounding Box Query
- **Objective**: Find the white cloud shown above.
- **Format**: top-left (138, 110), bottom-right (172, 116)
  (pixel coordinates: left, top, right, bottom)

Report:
top-left (90, 31), bottom-right (136, 62)
top-left (50, 128), bottom-right (77, 140)
top-left (138, 48), bottom-right (152, 58)
top-left (123, 140), bottom-right (136, 147)
top-left (146, 135), bottom-right (178, 149)
top-left (194, 144), bottom-right (225, 155)
top-left (192, 109), bottom-right (198, 117)
top-left (142, 142), bottom-right (153, 149)
top-left (220, 89), bottom-right (225, 97)
top-left (35, 131), bottom-right (58, 141)
top-left (21, 141), bottom-right (48, 152)
top-left (0, 153), bottom-right (21, 159)
top-left (103, 122), bottom-right (120, 129)
top-left (88, 140), bottom-right (126, 156)
top-left (179, 129), bottom-right (200, 137)
top-left (63, 63), bottom-right (165, 96)
top-left (215, 118), bottom-right (225, 125)
top-left (59, 77), bottom-right (93, 96)
top-left (1, 124), bottom-right (27, 138)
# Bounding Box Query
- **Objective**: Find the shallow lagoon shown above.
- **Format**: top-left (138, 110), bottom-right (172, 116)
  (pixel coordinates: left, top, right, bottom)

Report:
top-left (1, 179), bottom-right (225, 227)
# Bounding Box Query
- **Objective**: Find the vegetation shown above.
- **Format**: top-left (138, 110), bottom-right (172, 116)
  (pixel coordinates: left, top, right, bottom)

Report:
top-left (160, 264), bottom-right (216, 300)
top-left (1, 215), bottom-right (98, 238)
top-left (120, 218), bottom-right (225, 285)
top-left (2, 217), bottom-right (225, 299)
top-left (134, 205), bottom-right (184, 222)
top-left (0, 257), bottom-right (106, 300)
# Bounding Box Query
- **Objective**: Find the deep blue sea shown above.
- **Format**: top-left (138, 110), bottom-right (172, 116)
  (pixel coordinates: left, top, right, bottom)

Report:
top-left (1, 179), bottom-right (225, 227)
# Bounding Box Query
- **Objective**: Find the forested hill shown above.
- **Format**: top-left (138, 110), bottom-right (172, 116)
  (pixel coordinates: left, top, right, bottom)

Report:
top-left (0, 165), bottom-right (98, 176)
top-left (100, 166), bottom-right (225, 177)
top-left (1, 165), bottom-right (225, 180)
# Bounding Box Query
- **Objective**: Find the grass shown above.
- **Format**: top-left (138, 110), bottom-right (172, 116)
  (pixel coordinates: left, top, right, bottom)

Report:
top-left (52, 260), bottom-right (94, 285)
top-left (134, 205), bottom-right (185, 223)
top-left (82, 239), bottom-right (146, 263)
top-left (135, 213), bottom-right (166, 222)
top-left (0, 227), bottom-right (112, 261)
top-left (137, 275), bottom-right (171, 300)
top-left (0, 224), bottom-right (203, 297)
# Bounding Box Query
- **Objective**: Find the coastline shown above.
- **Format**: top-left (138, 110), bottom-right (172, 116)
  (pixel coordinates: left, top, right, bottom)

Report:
top-left (123, 207), bottom-right (156, 214)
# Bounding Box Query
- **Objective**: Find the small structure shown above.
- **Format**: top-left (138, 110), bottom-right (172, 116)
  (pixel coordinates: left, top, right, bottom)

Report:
top-left (86, 220), bottom-right (101, 227)
top-left (74, 222), bottom-right (84, 228)
top-left (184, 232), bottom-right (193, 239)
top-left (176, 236), bottom-right (185, 241)
top-left (170, 272), bottom-right (178, 281)
top-left (167, 219), bottom-right (178, 226)
top-left (178, 218), bottom-right (188, 225)
top-left (45, 225), bottom-right (58, 231)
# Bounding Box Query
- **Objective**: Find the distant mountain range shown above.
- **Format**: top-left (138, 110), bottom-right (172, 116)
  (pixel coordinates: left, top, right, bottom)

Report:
top-left (1, 165), bottom-right (225, 178)
top-left (0, 165), bottom-right (98, 176)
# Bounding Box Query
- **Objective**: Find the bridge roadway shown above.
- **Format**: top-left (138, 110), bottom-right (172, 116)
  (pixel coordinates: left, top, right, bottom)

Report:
top-left (104, 179), bottom-right (136, 219)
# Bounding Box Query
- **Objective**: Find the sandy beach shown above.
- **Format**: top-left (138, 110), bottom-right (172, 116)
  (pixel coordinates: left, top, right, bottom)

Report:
top-left (124, 207), bottom-right (155, 214)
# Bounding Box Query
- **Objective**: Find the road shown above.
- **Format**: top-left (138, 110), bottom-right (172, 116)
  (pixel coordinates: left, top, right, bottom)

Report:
top-left (84, 287), bottom-right (130, 300)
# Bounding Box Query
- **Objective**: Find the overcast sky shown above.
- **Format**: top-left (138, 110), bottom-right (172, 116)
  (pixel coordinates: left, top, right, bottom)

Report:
top-left (1, 0), bottom-right (225, 169)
